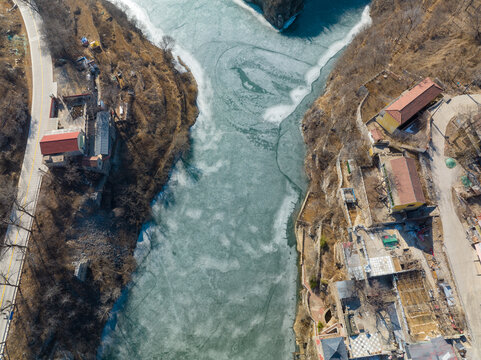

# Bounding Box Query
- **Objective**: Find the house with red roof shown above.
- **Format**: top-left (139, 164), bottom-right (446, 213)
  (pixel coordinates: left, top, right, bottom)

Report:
top-left (40, 130), bottom-right (86, 167)
top-left (378, 78), bottom-right (443, 134)
top-left (382, 156), bottom-right (426, 212)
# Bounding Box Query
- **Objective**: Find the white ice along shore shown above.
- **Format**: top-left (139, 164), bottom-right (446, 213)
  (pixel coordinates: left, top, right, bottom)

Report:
top-left (262, 6), bottom-right (372, 125)
top-left (232, 0), bottom-right (299, 32)
top-left (107, 0), bottom-right (212, 128)
top-left (231, 0), bottom-right (277, 30)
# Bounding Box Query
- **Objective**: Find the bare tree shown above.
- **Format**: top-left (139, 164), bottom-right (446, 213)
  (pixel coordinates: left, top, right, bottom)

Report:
top-left (403, 0), bottom-right (423, 36)
top-left (32, 0), bottom-right (78, 60)
top-left (365, 280), bottom-right (387, 312)
top-left (467, 6), bottom-right (481, 43)
top-left (0, 181), bottom-right (16, 224)
top-left (18, 0), bottom-right (40, 13)
top-left (43, 284), bottom-right (61, 302)
top-left (159, 35), bottom-right (175, 52)
top-left (0, 184), bottom-right (41, 235)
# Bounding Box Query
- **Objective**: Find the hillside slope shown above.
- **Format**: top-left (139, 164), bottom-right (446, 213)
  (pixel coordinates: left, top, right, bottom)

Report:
top-left (295, 0), bottom-right (481, 355)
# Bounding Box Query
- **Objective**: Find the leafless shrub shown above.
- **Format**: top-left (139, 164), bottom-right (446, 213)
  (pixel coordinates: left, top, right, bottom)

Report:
top-left (467, 7), bottom-right (481, 44)
top-left (159, 35), bottom-right (175, 52)
top-left (34, 0), bottom-right (79, 60)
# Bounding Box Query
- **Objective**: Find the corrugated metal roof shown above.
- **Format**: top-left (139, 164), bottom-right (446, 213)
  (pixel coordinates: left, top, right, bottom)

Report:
top-left (94, 112), bottom-right (110, 156)
top-left (40, 131), bottom-right (81, 155)
top-left (389, 157), bottom-right (426, 206)
top-left (386, 78), bottom-right (443, 125)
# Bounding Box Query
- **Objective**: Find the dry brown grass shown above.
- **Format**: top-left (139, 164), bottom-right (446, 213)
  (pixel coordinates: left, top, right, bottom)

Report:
top-left (361, 71), bottom-right (413, 123)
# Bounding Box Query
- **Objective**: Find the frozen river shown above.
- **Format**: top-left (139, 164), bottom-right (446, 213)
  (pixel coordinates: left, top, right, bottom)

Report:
top-left (100, 1), bottom-right (370, 358)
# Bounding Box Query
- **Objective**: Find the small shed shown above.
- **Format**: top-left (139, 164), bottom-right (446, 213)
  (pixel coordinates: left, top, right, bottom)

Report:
top-left (74, 259), bottom-right (90, 282)
top-left (368, 256), bottom-right (396, 277)
top-left (43, 154), bottom-right (66, 168)
top-left (82, 155), bottom-right (103, 170)
top-left (341, 188), bottom-right (356, 204)
top-left (440, 283), bottom-right (455, 307)
top-left (369, 128), bottom-right (384, 144)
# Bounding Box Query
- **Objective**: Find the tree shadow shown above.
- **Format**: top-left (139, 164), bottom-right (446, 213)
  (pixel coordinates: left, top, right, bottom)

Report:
top-left (283, 0), bottom-right (370, 39)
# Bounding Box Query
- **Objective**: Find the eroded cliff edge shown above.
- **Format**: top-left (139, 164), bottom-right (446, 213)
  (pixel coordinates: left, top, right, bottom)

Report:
top-left (249, 0), bottom-right (303, 29)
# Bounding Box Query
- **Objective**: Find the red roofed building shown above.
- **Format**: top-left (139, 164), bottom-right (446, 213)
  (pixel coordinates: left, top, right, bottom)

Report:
top-left (378, 78), bottom-right (443, 133)
top-left (383, 156), bottom-right (426, 212)
top-left (40, 130), bottom-right (86, 157)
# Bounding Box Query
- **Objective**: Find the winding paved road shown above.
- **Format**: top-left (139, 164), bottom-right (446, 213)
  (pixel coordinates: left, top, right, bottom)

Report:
top-left (430, 94), bottom-right (481, 359)
top-left (0, 1), bottom-right (55, 355)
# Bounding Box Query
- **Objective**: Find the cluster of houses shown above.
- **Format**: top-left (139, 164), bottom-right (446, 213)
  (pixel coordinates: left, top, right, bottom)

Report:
top-left (39, 93), bottom-right (115, 174)
top-left (368, 77), bottom-right (443, 215)
top-left (316, 334), bottom-right (460, 360)
top-left (299, 76), bottom-right (470, 360)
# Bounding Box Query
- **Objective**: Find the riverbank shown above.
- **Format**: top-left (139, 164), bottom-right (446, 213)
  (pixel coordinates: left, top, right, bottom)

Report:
top-left (294, 0), bottom-right (481, 356)
top-left (5, 1), bottom-right (198, 358)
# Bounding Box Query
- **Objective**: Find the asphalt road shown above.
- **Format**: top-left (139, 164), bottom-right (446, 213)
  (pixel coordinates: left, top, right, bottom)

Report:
top-left (430, 94), bottom-right (481, 359)
top-left (0, 1), bottom-right (55, 355)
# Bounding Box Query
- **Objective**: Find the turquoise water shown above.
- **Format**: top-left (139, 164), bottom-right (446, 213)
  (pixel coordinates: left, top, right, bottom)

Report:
top-left (100, 1), bottom-right (370, 359)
